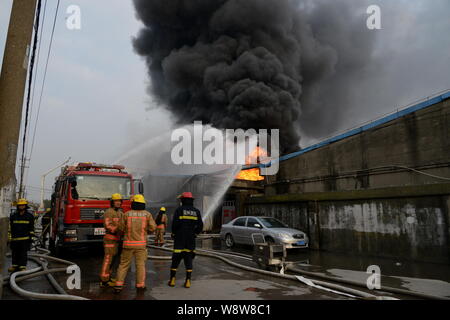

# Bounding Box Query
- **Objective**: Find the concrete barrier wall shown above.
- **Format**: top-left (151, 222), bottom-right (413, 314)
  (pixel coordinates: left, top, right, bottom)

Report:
top-left (265, 98), bottom-right (450, 195)
top-left (246, 194), bottom-right (450, 264)
top-left (248, 98), bottom-right (450, 265)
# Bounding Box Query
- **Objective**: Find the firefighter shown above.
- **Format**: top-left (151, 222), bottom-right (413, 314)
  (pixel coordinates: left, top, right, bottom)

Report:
top-left (100, 193), bottom-right (125, 288)
top-left (114, 194), bottom-right (156, 293)
top-left (41, 208), bottom-right (52, 248)
top-left (168, 192), bottom-right (203, 288)
top-left (8, 199), bottom-right (35, 273)
top-left (155, 207), bottom-right (168, 246)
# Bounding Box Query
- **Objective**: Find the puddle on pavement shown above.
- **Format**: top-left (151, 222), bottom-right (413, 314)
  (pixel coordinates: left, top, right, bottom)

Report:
top-left (198, 237), bottom-right (450, 298)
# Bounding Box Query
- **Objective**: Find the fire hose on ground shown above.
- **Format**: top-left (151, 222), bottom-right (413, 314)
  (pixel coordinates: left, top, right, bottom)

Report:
top-left (146, 242), bottom-right (379, 300)
top-left (4, 232), bottom-right (447, 300)
top-left (147, 240), bottom-right (450, 300)
top-left (2, 243), bottom-right (89, 300)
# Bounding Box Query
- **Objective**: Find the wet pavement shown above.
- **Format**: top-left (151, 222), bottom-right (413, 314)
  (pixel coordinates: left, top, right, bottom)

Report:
top-left (221, 241), bottom-right (450, 299)
top-left (2, 238), bottom-right (449, 300)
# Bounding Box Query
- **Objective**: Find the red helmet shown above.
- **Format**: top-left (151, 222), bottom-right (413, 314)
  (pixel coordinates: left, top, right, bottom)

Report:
top-left (179, 192), bottom-right (194, 199)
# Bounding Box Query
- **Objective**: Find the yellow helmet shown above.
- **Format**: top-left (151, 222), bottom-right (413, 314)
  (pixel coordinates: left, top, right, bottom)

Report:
top-left (16, 198), bottom-right (28, 206)
top-left (160, 207), bottom-right (166, 212)
top-left (132, 194), bottom-right (146, 204)
top-left (111, 193), bottom-right (123, 201)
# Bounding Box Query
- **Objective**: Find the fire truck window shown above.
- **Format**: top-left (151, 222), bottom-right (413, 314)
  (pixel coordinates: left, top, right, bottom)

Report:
top-left (71, 180), bottom-right (79, 200)
top-left (74, 175), bottom-right (131, 200)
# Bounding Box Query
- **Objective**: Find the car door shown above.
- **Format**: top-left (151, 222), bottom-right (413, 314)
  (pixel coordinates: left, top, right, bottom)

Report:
top-left (245, 217), bottom-right (264, 245)
top-left (232, 217), bottom-right (248, 244)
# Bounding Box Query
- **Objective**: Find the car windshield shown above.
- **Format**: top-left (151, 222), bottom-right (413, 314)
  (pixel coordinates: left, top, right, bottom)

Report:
top-left (259, 217), bottom-right (287, 228)
top-left (73, 175), bottom-right (131, 200)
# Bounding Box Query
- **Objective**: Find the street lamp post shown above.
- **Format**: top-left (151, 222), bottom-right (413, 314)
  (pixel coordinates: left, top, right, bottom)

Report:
top-left (39, 157), bottom-right (71, 211)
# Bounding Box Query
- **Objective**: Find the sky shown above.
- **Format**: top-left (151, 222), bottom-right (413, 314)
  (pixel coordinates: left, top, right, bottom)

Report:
top-left (1, 0), bottom-right (173, 202)
top-left (1, 0), bottom-right (449, 202)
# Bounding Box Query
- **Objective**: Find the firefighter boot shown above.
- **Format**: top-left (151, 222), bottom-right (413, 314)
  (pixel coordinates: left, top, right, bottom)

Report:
top-left (8, 265), bottom-right (18, 273)
top-left (184, 270), bottom-right (192, 288)
top-left (114, 286), bottom-right (123, 294)
top-left (168, 269), bottom-right (177, 287)
top-left (100, 279), bottom-right (115, 288)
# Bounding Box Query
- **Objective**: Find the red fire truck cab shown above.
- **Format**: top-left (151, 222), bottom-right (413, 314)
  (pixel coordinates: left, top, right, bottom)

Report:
top-left (49, 162), bottom-right (143, 255)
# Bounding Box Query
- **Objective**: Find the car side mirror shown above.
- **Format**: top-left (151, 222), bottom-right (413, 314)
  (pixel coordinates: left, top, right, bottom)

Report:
top-left (254, 223), bottom-right (262, 229)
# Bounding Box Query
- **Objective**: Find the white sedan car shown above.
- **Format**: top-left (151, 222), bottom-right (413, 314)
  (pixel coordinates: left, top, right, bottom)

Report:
top-left (220, 216), bottom-right (309, 249)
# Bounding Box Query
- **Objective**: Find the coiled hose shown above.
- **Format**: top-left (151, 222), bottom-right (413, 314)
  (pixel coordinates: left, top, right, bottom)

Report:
top-left (3, 245), bottom-right (89, 300)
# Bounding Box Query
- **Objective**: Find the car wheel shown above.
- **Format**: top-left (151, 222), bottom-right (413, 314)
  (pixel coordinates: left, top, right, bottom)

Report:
top-left (265, 237), bottom-right (275, 244)
top-left (225, 234), bottom-right (235, 248)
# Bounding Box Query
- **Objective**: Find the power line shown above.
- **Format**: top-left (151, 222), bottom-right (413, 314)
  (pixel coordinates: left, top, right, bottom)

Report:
top-left (28, 0), bottom-right (60, 162)
top-left (18, 0), bottom-right (43, 197)
top-left (26, 0), bottom-right (48, 157)
top-left (24, 0), bottom-right (48, 187)
top-left (21, 0), bottom-right (60, 197)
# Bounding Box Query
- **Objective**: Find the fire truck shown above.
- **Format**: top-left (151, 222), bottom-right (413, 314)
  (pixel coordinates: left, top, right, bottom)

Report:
top-left (49, 162), bottom-right (143, 255)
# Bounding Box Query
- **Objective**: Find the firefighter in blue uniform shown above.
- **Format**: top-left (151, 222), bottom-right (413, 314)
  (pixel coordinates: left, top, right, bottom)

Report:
top-left (8, 199), bottom-right (35, 273)
top-left (168, 192), bottom-right (203, 288)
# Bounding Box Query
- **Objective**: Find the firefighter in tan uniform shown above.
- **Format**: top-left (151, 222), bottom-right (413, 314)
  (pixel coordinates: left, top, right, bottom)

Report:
top-left (155, 207), bottom-right (168, 246)
top-left (100, 193), bottom-right (125, 287)
top-left (114, 194), bottom-right (156, 293)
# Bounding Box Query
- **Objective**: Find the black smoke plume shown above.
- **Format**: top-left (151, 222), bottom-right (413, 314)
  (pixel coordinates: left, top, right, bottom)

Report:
top-left (132, 0), bottom-right (375, 152)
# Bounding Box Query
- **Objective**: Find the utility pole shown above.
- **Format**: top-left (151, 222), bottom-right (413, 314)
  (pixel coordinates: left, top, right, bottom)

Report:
top-left (0, 0), bottom-right (38, 298)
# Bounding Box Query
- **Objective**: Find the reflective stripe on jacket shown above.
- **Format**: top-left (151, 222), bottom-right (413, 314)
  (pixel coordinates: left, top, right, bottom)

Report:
top-left (119, 210), bottom-right (156, 249)
top-left (9, 211), bottom-right (34, 242)
top-left (103, 208), bottom-right (124, 240)
top-left (171, 205), bottom-right (203, 252)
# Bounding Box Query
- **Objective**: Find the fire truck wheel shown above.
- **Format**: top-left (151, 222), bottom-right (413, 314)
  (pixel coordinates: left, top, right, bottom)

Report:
top-left (55, 235), bottom-right (64, 257)
top-left (49, 235), bottom-right (64, 257)
top-left (49, 238), bottom-right (56, 255)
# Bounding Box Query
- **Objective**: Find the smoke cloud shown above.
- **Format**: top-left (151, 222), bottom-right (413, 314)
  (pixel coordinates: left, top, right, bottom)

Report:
top-left (131, 0), bottom-right (450, 151)
top-left (131, 0), bottom-right (360, 152)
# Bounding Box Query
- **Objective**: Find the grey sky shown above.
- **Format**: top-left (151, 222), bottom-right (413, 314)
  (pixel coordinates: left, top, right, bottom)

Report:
top-left (1, 0), bottom-right (449, 202)
top-left (1, 0), bottom-right (173, 202)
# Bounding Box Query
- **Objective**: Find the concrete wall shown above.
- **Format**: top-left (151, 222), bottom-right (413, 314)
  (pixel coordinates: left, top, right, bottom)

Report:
top-left (265, 98), bottom-right (450, 195)
top-left (246, 191), bottom-right (450, 263)
top-left (247, 98), bottom-right (450, 264)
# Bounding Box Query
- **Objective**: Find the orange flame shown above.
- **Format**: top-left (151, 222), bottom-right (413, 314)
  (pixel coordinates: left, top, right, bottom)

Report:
top-left (235, 147), bottom-right (267, 181)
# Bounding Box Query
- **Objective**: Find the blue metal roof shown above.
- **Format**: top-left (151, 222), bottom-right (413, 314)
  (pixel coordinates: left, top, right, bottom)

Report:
top-left (244, 89), bottom-right (450, 170)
